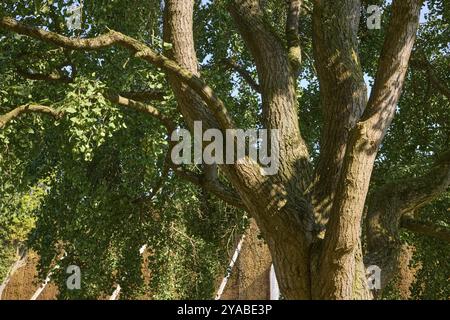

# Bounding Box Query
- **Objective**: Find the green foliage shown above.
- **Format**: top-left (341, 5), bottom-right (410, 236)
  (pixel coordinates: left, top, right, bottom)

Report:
top-left (0, 0), bottom-right (448, 299)
top-left (59, 77), bottom-right (127, 161)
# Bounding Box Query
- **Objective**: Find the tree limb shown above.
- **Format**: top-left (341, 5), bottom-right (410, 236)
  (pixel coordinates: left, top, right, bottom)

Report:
top-left (105, 93), bottom-right (176, 131)
top-left (0, 94), bottom-right (175, 132)
top-left (0, 104), bottom-right (62, 128)
top-left (410, 57), bottom-right (450, 101)
top-left (401, 217), bottom-right (450, 243)
top-left (311, 0), bottom-right (367, 233)
top-left (363, 0), bottom-right (423, 125)
top-left (286, 0), bottom-right (302, 73)
top-left (221, 58), bottom-right (260, 92)
top-left (228, 0), bottom-right (312, 191)
top-left (317, 0), bottom-right (423, 299)
top-left (0, 16), bottom-right (235, 130)
top-left (14, 63), bottom-right (165, 102)
top-left (15, 65), bottom-right (74, 83)
top-left (365, 148), bottom-right (450, 289)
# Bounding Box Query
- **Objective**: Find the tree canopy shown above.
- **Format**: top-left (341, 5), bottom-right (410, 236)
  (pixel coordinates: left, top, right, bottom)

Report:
top-left (0, 0), bottom-right (449, 299)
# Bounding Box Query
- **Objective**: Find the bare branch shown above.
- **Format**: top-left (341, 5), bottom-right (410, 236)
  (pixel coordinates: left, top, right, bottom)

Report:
top-left (221, 58), bottom-right (260, 92)
top-left (411, 57), bottom-right (450, 101)
top-left (15, 65), bottom-right (74, 83)
top-left (0, 104), bottom-right (62, 129)
top-left (105, 93), bottom-right (176, 131)
top-left (0, 16), bottom-right (235, 130)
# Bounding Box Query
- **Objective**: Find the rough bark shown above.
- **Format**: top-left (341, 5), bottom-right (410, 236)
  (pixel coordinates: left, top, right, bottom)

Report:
top-left (0, 104), bottom-right (62, 128)
top-left (315, 0), bottom-right (423, 299)
top-left (165, 0), bottom-right (314, 299)
top-left (311, 0), bottom-right (367, 235)
top-left (1, 0), bottom-right (437, 301)
top-left (365, 149), bottom-right (450, 288)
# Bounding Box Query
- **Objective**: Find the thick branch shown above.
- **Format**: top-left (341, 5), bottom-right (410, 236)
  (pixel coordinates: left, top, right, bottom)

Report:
top-left (365, 149), bottom-right (450, 289)
top-left (311, 0), bottom-right (367, 234)
top-left (162, 1), bottom-right (246, 210)
top-left (0, 104), bottom-right (62, 128)
top-left (228, 0), bottom-right (312, 191)
top-left (0, 16), bottom-right (234, 130)
top-left (363, 0), bottom-right (423, 124)
top-left (15, 65), bottom-right (74, 83)
top-left (286, 0), bottom-right (302, 72)
top-left (317, 0), bottom-right (422, 299)
top-left (401, 217), bottom-right (450, 243)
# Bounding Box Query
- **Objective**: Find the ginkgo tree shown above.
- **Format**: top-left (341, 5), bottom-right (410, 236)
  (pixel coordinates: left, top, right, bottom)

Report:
top-left (0, 0), bottom-right (449, 299)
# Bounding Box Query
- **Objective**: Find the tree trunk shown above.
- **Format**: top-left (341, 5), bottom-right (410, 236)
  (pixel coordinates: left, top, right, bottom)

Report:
top-left (0, 0), bottom-right (429, 300)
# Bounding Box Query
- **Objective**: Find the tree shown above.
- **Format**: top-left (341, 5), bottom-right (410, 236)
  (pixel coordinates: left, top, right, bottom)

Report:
top-left (0, 0), bottom-right (449, 299)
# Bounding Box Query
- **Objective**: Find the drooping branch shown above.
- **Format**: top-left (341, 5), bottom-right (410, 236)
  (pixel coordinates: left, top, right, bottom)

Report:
top-left (0, 94), bottom-right (175, 132)
top-left (133, 152), bottom-right (172, 204)
top-left (0, 16), bottom-right (235, 130)
top-left (0, 104), bottom-right (62, 128)
top-left (14, 63), bottom-right (165, 102)
top-left (119, 90), bottom-right (165, 102)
